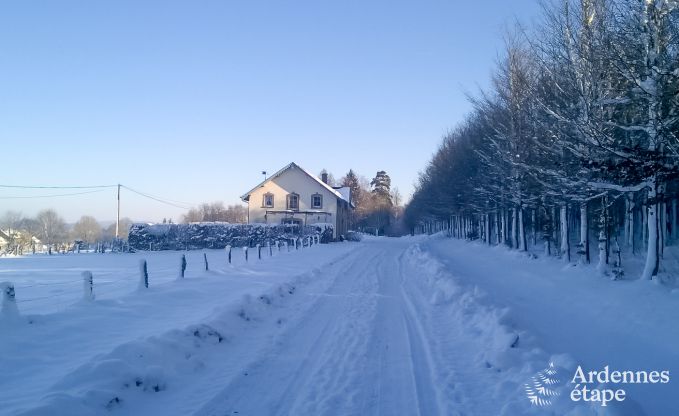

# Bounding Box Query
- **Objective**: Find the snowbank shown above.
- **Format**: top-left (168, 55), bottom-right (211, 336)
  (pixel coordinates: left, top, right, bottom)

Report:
top-left (404, 243), bottom-right (597, 415)
top-left (423, 235), bottom-right (679, 415)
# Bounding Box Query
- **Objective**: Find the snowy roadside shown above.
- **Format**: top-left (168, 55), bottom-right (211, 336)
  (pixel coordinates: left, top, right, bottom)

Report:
top-left (0, 243), bottom-right (360, 416)
top-left (400, 241), bottom-right (581, 415)
top-left (422, 234), bottom-right (679, 415)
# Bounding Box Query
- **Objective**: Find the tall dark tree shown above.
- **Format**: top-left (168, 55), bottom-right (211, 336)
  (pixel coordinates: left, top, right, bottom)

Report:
top-left (341, 169), bottom-right (362, 206)
top-left (370, 171), bottom-right (392, 205)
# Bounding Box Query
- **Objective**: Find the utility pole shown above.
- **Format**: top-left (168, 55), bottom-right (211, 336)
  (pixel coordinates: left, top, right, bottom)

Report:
top-left (116, 184), bottom-right (121, 239)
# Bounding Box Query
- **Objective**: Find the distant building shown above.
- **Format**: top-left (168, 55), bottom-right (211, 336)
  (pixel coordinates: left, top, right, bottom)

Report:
top-left (0, 229), bottom-right (42, 254)
top-left (240, 162), bottom-right (354, 239)
top-left (0, 229), bottom-right (10, 252)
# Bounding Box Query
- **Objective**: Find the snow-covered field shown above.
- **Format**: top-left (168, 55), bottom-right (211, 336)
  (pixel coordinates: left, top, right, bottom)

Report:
top-left (1, 236), bottom-right (677, 415)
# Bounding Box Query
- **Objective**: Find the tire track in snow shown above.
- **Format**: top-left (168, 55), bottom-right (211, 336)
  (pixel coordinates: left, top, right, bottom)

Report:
top-left (352, 244), bottom-right (446, 415)
top-left (398, 274), bottom-right (446, 415)
top-left (193, 243), bottom-right (382, 416)
top-left (287, 250), bottom-right (382, 415)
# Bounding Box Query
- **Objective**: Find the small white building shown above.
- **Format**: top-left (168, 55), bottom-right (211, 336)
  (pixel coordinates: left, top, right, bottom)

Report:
top-left (240, 162), bottom-right (353, 239)
top-left (0, 229), bottom-right (42, 254)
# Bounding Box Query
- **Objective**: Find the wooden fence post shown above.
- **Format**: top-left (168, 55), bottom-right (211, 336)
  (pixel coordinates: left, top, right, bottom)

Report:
top-left (139, 260), bottom-right (149, 289)
top-left (226, 245), bottom-right (232, 264)
top-left (257, 244), bottom-right (261, 260)
top-left (180, 254), bottom-right (187, 278)
top-left (244, 246), bottom-right (249, 262)
top-left (204, 253), bottom-right (209, 271)
top-left (82, 271), bottom-right (95, 301)
top-left (1, 282), bottom-right (19, 318)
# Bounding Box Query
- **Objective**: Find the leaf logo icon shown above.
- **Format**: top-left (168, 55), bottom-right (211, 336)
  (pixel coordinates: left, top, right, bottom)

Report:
top-left (524, 362), bottom-right (561, 406)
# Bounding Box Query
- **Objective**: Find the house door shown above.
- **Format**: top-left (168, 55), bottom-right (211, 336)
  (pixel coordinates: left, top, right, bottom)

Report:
top-left (282, 218), bottom-right (303, 234)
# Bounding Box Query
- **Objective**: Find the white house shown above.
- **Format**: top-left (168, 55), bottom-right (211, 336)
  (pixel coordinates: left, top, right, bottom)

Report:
top-left (240, 162), bottom-right (353, 239)
top-left (0, 229), bottom-right (42, 254)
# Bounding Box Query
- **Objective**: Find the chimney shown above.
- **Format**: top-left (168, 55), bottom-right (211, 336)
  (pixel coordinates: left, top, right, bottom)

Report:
top-left (321, 172), bottom-right (328, 184)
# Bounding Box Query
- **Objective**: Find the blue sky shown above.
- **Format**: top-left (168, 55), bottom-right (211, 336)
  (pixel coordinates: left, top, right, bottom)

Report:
top-left (1, 0), bottom-right (541, 223)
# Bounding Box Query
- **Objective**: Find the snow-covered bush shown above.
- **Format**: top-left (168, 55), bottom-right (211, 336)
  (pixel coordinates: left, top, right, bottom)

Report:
top-left (344, 231), bottom-right (362, 242)
top-left (128, 223), bottom-right (333, 251)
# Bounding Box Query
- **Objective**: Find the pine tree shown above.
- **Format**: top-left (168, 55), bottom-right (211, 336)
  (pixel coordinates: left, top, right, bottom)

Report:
top-left (341, 169), bottom-right (362, 206)
top-left (370, 171), bottom-right (392, 205)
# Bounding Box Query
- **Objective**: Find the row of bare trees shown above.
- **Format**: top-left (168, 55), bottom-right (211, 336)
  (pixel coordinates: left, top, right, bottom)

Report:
top-left (181, 202), bottom-right (247, 224)
top-left (0, 210), bottom-right (133, 255)
top-left (405, 0), bottom-right (678, 280)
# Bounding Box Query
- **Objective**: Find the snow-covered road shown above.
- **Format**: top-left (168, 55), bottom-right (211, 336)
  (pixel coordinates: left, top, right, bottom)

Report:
top-left (195, 239), bottom-right (445, 416)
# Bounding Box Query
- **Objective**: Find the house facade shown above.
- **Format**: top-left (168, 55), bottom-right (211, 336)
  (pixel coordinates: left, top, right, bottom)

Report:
top-left (240, 162), bottom-right (353, 239)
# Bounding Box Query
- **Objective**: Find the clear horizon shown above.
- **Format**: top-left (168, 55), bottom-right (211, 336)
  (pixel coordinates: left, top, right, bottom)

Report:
top-left (1, 0), bottom-right (542, 223)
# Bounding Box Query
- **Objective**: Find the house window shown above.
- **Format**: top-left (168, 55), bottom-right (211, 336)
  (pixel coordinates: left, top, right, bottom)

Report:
top-left (287, 193), bottom-right (299, 210)
top-left (262, 193), bottom-right (274, 208)
top-left (311, 193), bottom-right (323, 209)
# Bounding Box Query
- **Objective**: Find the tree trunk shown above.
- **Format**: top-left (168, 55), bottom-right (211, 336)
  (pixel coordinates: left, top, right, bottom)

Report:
top-left (624, 193), bottom-right (632, 241)
top-left (579, 202), bottom-right (589, 264)
top-left (641, 178), bottom-right (660, 280)
top-left (511, 207), bottom-right (518, 249)
top-left (518, 206), bottom-right (527, 251)
top-left (486, 213), bottom-right (491, 245)
top-left (660, 200), bottom-right (665, 258)
top-left (561, 203), bottom-right (570, 262)
top-left (496, 211), bottom-right (501, 245)
top-left (542, 206), bottom-right (551, 256)
top-left (627, 193), bottom-right (635, 253)
top-left (552, 206), bottom-right (558, 252)
top-left (642, 204), bottom-right (648, 250)
top-left (597, 197), bottom-right (608, 274)
top-left (672, 199), bottom-right (677, 242)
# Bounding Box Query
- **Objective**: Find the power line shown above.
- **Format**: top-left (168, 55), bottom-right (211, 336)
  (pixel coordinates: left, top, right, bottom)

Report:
top-left (120, 185), bottom-right (193, 209)
top-left (0, 190), bottom-right (106, 199)
top-left (0, 182), bottom-right (196, 210)
top-left (121, 185), bottom-right (195, 206)
top-left (0, 184), bottom-right (117, 189)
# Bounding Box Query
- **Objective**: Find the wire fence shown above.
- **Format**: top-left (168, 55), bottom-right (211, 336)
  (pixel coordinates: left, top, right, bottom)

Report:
top-left (1, 236), bottom-right (322, 317)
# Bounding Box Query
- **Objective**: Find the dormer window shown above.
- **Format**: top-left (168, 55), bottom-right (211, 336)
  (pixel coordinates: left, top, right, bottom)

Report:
top-left (262, 193), bottom-right (274, 208)
top-left (311, 193), bottom-right (323, 209)
top-left (287, 193), bottom-right (299, 210)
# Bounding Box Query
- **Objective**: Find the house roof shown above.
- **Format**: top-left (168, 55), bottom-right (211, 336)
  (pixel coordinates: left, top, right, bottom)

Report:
top-left (334, 186), bottom-right (352, 204)
top-left (240, 162), bottom-right (353, 206)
